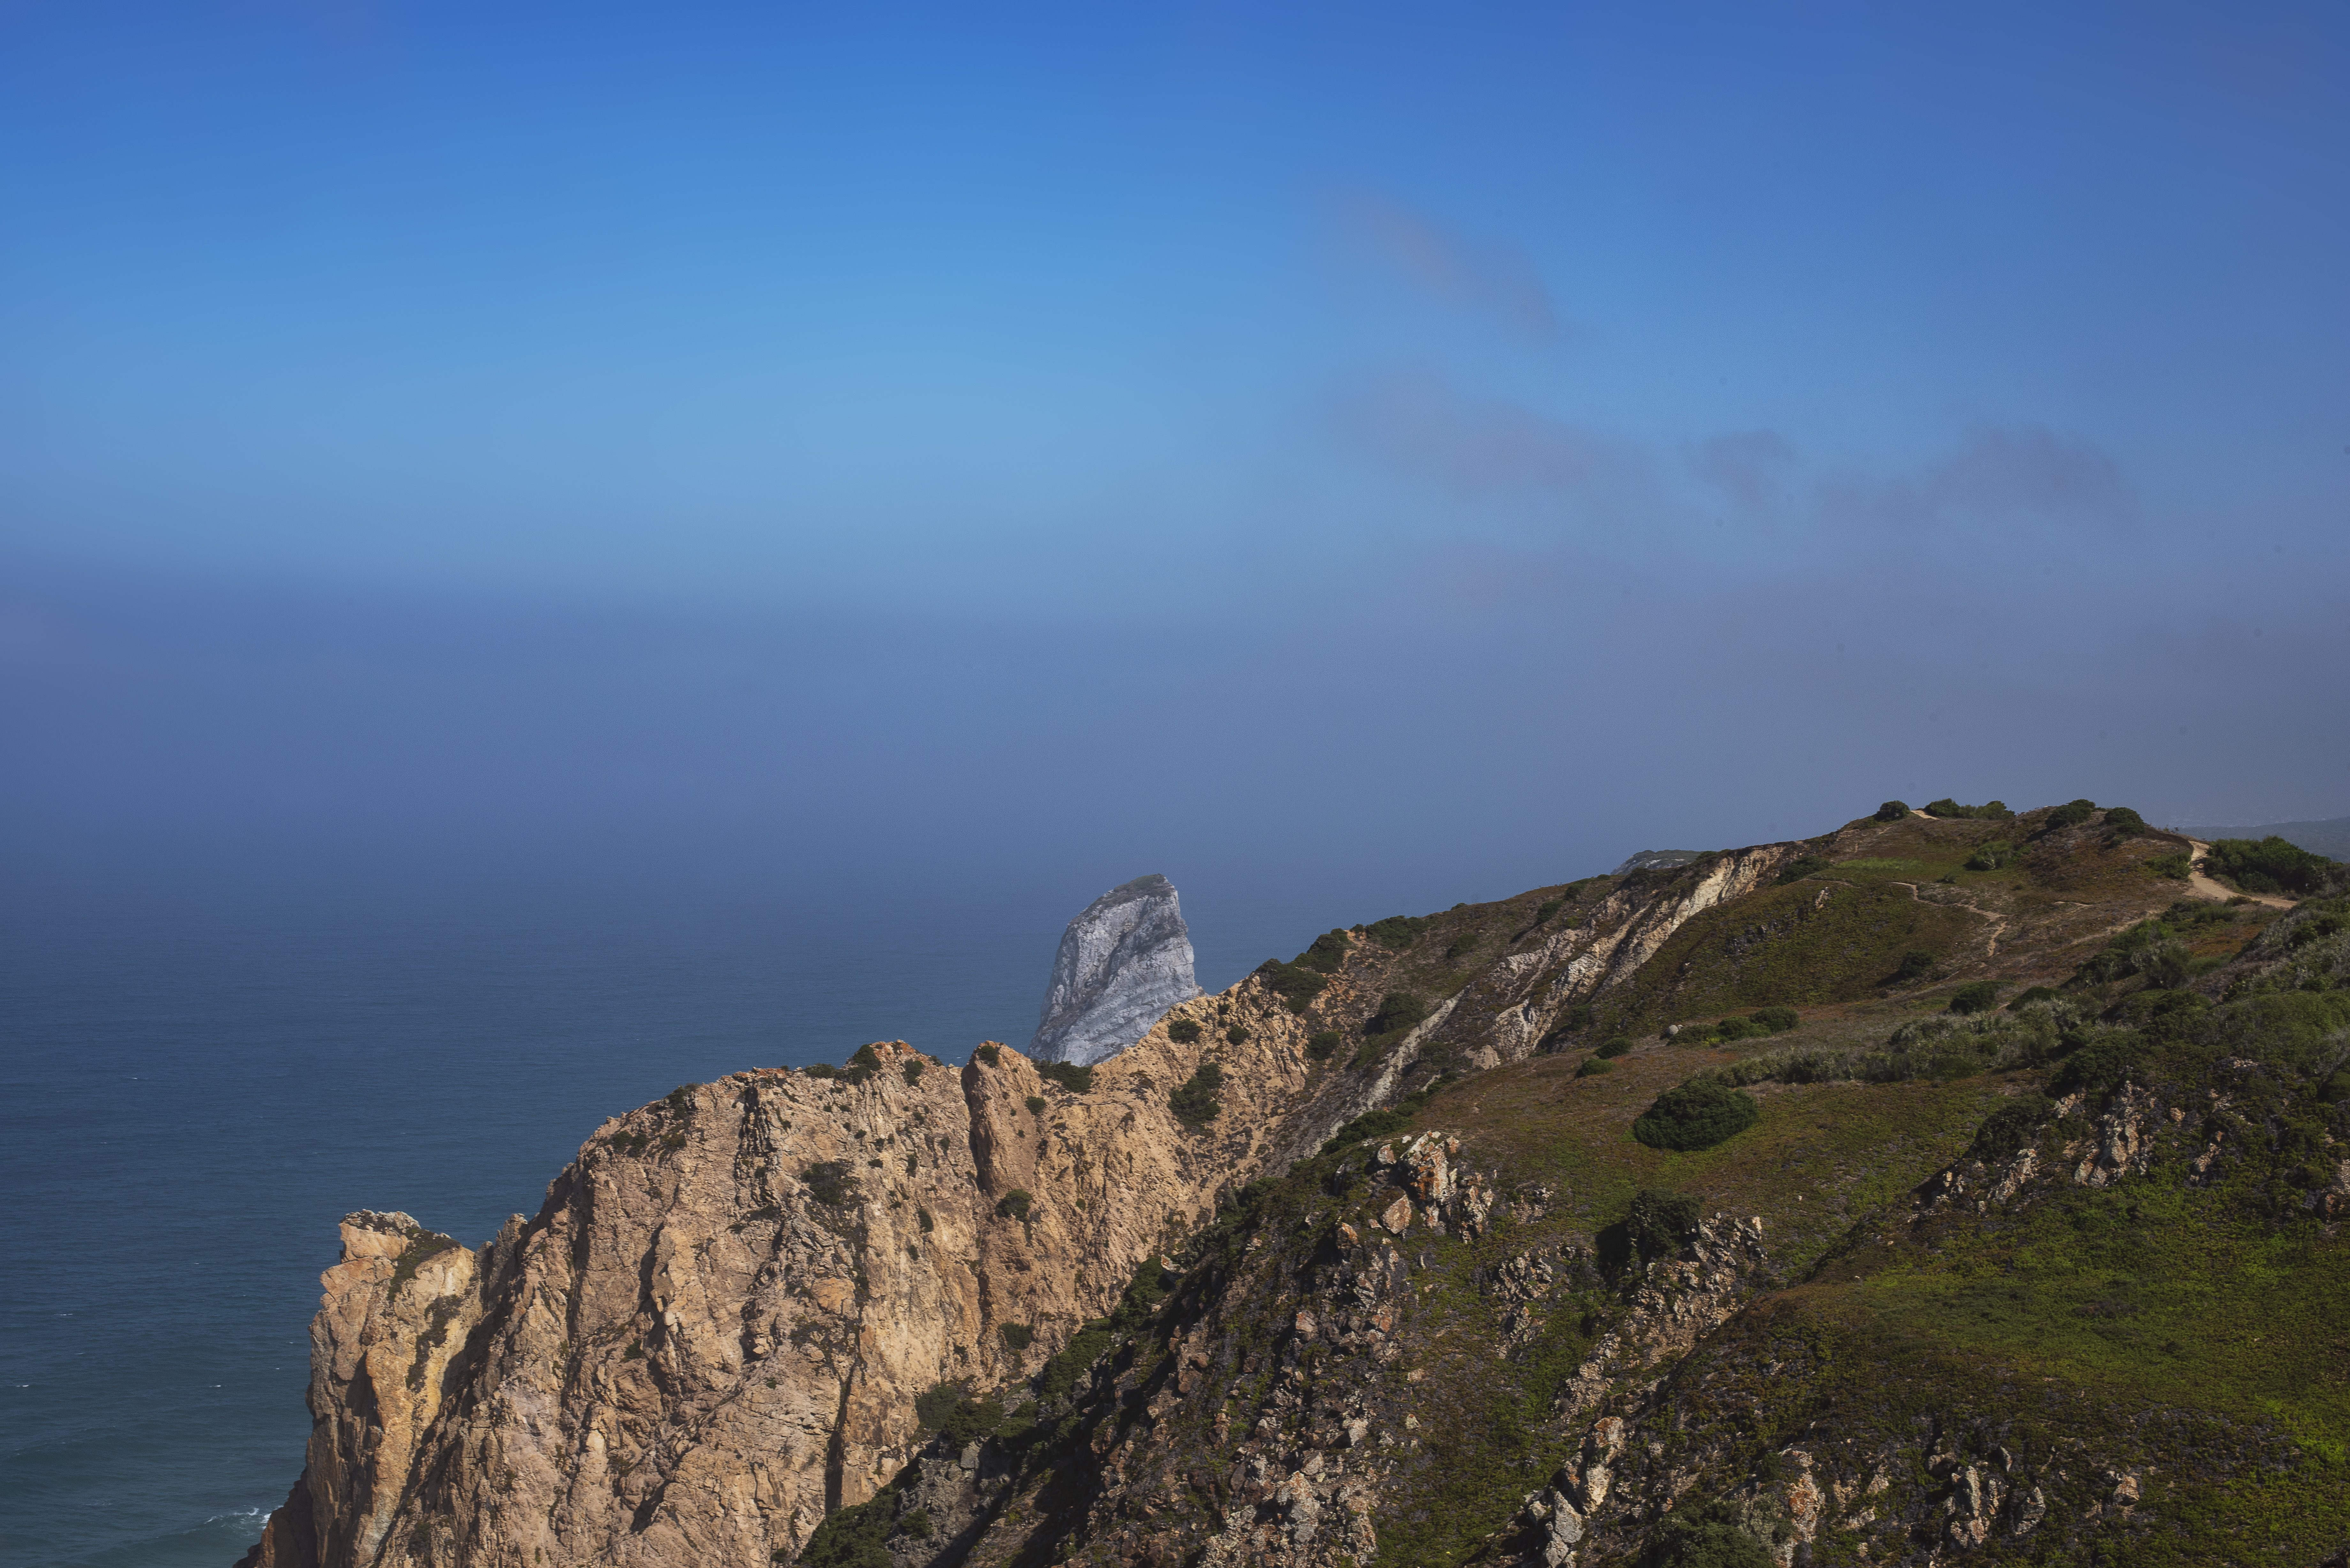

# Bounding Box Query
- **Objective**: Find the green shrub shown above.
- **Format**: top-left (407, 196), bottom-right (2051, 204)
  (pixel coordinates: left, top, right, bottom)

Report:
top-left (1625, 1189), bottom-right (1702, 1263)
top-left (1024, 1095), bottom-right (1046, 1115)
top-left (1632, 1081), bottom-right (1761, 1151)
top-left (914, 1380), bottom-right (968, 1430)
top-left (1969, 1094), bottom-right (2054, 1161)
top-left (1295, 930), bottom-right (1353, 974)
top-left (997, 1321), bottom-right (1033, 1352)
top-left (1253, 958), bottom-right (1328, 1014)
top-left (1365, 914), bottom-right (1430, 951)
top-left (1327, 1108), bottom-right (1412, 1149)
top-left (1948, 980), bottom-right (2000, 1014)
top-left (1965, 841), bottom-right (2017, 871)
top-left (1648, 1511), bottom-right (1775, 1568)
top-left (2043, 798), bottom-right (2097, 831)
top-left (1169, 1062), bottom-right (1223, 1126)
top-left (1038, 1325), bottom-right (1114, 1403)
top-left (2206, 835), bottom-right (2335, 895)
top-left (1575, 1057), bottom-right (1614, 1077)
top-left (898, 1509), bottom-right (932, 1541)
top-left (995, 1189), bottom-right (1033, 1221)
top-left (803, 1161), bottom-right (856, 1207)
top-left (2146, 851), bottom-right (2192, 880)
top-left (2320, 1069), bottom-right (2350, 1105)
top-left (973, 1043), bottom-right (1001, 1067)
top-left (1444, 933), bottom-right (1481, 961)
top-left (1893, 949), bottom-right (1936, 983)
top-left (1873, 800), bottom-right (1911, 822)
top-left (1924, 798), bottom-right (2011, 819)
top-left (849, 1044), bottom-right (883, 1073)
top-left (1748, 1006), bottom-right (1800, 1034)
top-left (1533, 897), bottom-right (1564, 925)
top-left (1166, 1018), bottom-right (1202, 1044)
top-left (2102, 806), bottom-right (2148, 836)
top-left (1224, 1024), bottom-right (1250, 1045)
top-left (796, 1491), bottom-right (897, 1568)
top-left (1596, 1036), bottom-right (1635, 1059)
top-left (664, 1084), bottom-right (697, 1114)
top-left (902, 1059), bottom-right (925, 1085)
top-left (1038, 1060), bottom-right (1094, 1093)
top-left (1710, 1015), bottom-right (1768, 1042)
top-left (2052, 1033), bottom-right (2147, 1096)
top-left (2006, 985), bottom-right (2061, 1010)
top-left (1365, 991), bottom-right (1429, 1039)
top-left (1305, 1030), bottom-right (1341, 1061)
top-left (1775, 855), bottom-right (1832, 885)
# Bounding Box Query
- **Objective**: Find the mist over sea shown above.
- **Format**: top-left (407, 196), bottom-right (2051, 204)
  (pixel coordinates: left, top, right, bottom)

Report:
top-left (0, 853), bottom-right (1357, 1567)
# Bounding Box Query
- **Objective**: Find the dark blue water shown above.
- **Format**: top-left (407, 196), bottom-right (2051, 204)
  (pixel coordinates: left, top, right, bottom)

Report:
top-left (0, 856), bottom-right (1354, 1567)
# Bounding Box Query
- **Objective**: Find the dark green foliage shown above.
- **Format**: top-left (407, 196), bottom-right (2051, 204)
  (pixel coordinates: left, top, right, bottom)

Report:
top-left (1893, 949), bottom-right (1936, 983)
top-left (1253, 958), bottom-right (1328, 1014)
top-left (1632, 1080), bottom-right (1760, 1151)
top-left (1646, 1510), bottom-right (1774, 1568)
top-left (1626, 1189), bottom-right (1703, 1263)
top-left (850, 1044), bottom-right (883, 1073)
top-left (1305, 1030), bottom-right (1342, 1061)
top-left (974, 1043), bottom-right (1001, 1067)
top-left (1038, 1325), bottom-right (1113, 1403)
top-left (914, 1380), bottom-right (967, 1430)
top-left (1295, 930), bottom-right (1354, 973)
top-left (2206, 835), bottom-right (2336, 895)
top-left (1948, 980), bottom-right (2000, 1014)
top-left (898, 1509), bottom-right (932, 1540)
top-left (1874, 800), bottom-right (1911, 822)
top-left (1225, 1024), bottom-right (1250, 1045)
top-left (1924, 797), bottom-right (2012, 819)
top-left (1775, 855), bottom-right (1832, 885)
top-left (1748, 1006), bottom-right (1800, 1034)
top-left (2008, 985), bottom-right (2061, 1010)
top-left (1166, 1018), bottom-right (1202, 1044)
top-left (1575, 1057), bottom-right (1614, 1077)
top-left (1965, 840), bottom-right (2017, 871)
top-left (387, 1231), bottom-right (460, 1297)
top-left (2147, 851), bottom-right (2192, 880)
top-left (916, 1206), bottom-right (934, 1233)
top-left (1038, 1060), bottom-right (1094, 1093)
top-left (1596, 1036), bottom-right (1635, 1058)
top-left (2321, 1069), bottom-right (2350, 1105)
top-left (2286, 910), bottom-right (2347, 949)
top-left (2044, 798), bottom-right (2098, 831)
top-left (1365, 914), bottom-right (1429, 950)
top-left (1024, 1095), bottom-right (1047, 1115)
top-left (1444, 933), bottom-right (1482, 961)
top-left (664, 1084), bottom-right (697, 1114)
top-left (1366, 991), bottom-right (1428, 1038)
top-left (1711, 1015), bottom-right (1768, 1042)
top-left (1327, 1108), bottom-right (1411, 1148)
top-left (2052, 1032), bottom-right (2148, 1096)
top-left (1169, 1062), bottom-right (1223, 1126)
top-left (798, 1493), bottom-right (897, 1568)
top-left (802, 1161), bottom-right (855, 1207)
top-left (902, 1059), bottom-right (924, 1085)
top-left (1534, 897), bottom-right (1564, 925)
top-left (1969, 1094), bottom-right (2054, 1161)
top-left (995, 1188), bottom-right (1033, 1221)
top-left (2102, 806), bottom-right (2148, 836)
top-left (997, 1321), bottom-right (1033, 1352)
top-left (622, 1339), bottom-right (643, 1361)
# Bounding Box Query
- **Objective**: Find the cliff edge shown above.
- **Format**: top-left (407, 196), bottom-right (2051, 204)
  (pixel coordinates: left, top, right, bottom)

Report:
top-left (1029, 875), bottom-right (1203, 1067)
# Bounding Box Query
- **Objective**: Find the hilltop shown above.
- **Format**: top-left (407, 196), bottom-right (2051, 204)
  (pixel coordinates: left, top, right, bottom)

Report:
top-left (235, 799), bottom-right (2348, 1568)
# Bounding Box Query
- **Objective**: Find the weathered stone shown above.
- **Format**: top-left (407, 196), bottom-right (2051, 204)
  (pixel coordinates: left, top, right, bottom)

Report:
top-left (1030, 875), bottom-right (1203, 1066)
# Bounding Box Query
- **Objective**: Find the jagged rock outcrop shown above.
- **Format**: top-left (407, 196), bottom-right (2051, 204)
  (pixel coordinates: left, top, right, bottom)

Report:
top-left (1030, 875), bottom-right (1203, 1067)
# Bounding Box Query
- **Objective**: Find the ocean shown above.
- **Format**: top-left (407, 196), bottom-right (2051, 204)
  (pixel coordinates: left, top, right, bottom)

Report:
top-left (0, 860), bottom-right (1335, 1566)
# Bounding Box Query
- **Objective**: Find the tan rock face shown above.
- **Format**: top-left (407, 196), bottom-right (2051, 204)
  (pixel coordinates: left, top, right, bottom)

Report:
top-left (242, 1015), bottom-right (1332, 1568)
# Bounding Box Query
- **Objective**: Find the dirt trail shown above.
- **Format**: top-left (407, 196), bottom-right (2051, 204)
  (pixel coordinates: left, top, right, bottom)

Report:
top-left (2184, 840), bottom-right (2295, 910)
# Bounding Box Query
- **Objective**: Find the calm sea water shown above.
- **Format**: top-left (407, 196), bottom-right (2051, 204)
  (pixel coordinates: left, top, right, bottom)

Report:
top-left (0, 864), bottom-right (1330, 1567)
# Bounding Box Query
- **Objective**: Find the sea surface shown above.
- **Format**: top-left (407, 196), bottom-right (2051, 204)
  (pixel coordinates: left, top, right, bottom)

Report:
top-left (0, 862), bottom-right (1331, 1567)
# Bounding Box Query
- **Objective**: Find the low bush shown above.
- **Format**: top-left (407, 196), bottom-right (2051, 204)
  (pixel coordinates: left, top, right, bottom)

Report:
top-left (1924, 798), bottom-right (2012, 819)
top-left (1364, 914), bottom-right (1430, 951)
top-left (2146, 851), bottom-right (2192, 880)
top-left (995, 1188), bottom-right (1033, 1221)
top-left (1306, 1030), bottom-right (1342, 1060)
top-left (1294, 930), bottom-right (1353, 974)
top-left (1169, 1062), bottom-right (1223, 1126)
top-left (1224, 1024), bottom-right (1250, 1045)
top-left (1748, 1006), bottom-right (1800, 1034)
top-left (1444, 933), bottom-right (1481, 961)
top-left (1533, 897), bottom-right (1564, 925)
top-left (2007, 985), bottom-right (2061, 1011)
top-left (803, 1161), bottom-right (856, 1207)
top-left (1254, 958), bottom-right (1328, 1014)
top-left (1038, 1060), bottom-right (1094, 1093)
top-left (1024, 1095), bottom-right (1046, 1115)
top-left (1596, 1036), bottom-right (1635, 1058)
top-left (898, 1510), bottom-right (932, 1541)
top-left (1892, 949), bottom-right (1936, 984)
top-left (2205, 835), bottom-right (2336, 896)
top-left (997, 1322), bottom-right (1033, 1352)
top-left (1965, 841), bottom-right (2017, 871)
top-left (1648, 1510), bottom-right (1776, 1568)
top-left (1575, 1057), bottom-right (1614, 1077)
top-left (914, 1380), bottom-right (969, 1431)
top-left (1968, 1094), bottom-right (2055, 1162)
top-left (1947, 980), bottom-right (2000, 1014)
top-left (1632, 1080), bottom-right (1760, 1151)
top-left (1365, 991), bottom-right (1429, 1039)
top-left (795, 1491), bottom-right (898, 1568)
top-left (1775, 855), bottom-right (1832, 885)
top-left (1166, 1018), bottom-right (1202, 1044)
top-left (901, 1059), bottom-right (925, 1085)
top-left (1873, 800), bottom-right (1910, 822)
top-left (2101, 806), bottom-right (2149, 837)
top-left (2043, 798), bottom-right (2097, 831)
top-left (973, 1044), bottom-right (1001, 1067)
top-left (1327, 1108), bottom-right (1411, 1148)
top-left (1625, 1188), bottom-right (1703, 1263)
top-left (2052, 1032), bottom-right (2148, 1096)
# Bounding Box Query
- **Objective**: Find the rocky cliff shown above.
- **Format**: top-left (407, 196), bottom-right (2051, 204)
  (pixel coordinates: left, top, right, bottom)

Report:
top-left (1030, 875), bottom-right (1203, 1067)
top-left (239, 802), bottom-right (2350, 1568)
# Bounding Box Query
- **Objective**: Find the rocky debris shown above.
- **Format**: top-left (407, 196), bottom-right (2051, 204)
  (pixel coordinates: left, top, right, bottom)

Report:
top-left (1031, 875), bottom-right (1204, 1067)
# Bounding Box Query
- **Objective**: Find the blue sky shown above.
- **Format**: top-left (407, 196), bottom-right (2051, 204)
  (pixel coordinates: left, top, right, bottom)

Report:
top-left (4, 2), bottom-right (2346, 939)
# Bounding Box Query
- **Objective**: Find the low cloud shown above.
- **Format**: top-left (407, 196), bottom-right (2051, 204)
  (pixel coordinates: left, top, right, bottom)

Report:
top-left (1691, 429), bottom-right (1797, 508)
top-left (1337, 192), bottom-right (1560, 339)
top-left (1818, 424), bottom-right (2128, 535)
top-left (1331, 366), bottom-right (1644, 499)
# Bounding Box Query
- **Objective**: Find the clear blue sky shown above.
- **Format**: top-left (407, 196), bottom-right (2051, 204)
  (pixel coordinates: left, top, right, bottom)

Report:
top-left (4, 2), bottom-right (2346, 935)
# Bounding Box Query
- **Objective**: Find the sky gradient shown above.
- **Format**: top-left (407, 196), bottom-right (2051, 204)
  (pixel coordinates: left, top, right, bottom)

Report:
top-left (5, 1), bottom-right (2347, 946)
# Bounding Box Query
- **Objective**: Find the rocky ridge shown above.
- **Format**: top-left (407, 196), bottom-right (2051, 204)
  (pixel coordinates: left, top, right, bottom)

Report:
top-left (1032, 876), bottom-right (1205, 1067)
